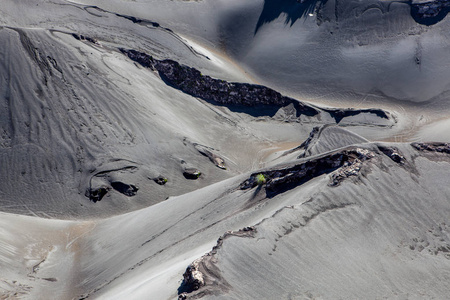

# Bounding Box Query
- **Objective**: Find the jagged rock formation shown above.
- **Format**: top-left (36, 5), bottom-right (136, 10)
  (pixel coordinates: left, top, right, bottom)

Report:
top-left (86, 186), bottom-right (110, 203)
top-left (153, 176), bottom-right (168, 185)
top-left (378, 145), bottom-right (406, 164)
top-left (411, 142), bottom-right (450, 153)
top-left (328, 148), bottom-right (375, 186)
top-left (121, 48), bottom-right (393, 124)
top-left (178, 227), bottom-right (255, 299)
top-left (173, 143), bottom-right (450, 300)
top-left (120, 49), bottom-right (318, 116)
top-left (2, 1), bottom-right (450, 300)
top-left (71, 34), bottom-right (97, 44)
top-left (183, 168), bottom-right (202, 180)
top-left (411, 0), bottom-right (450, 25)
top-left (241, 147), bottom-right (376, 193)
top-left (180, 259), bottom-right (205, 294)
top-left (298, 126), bottom-right (320, 150)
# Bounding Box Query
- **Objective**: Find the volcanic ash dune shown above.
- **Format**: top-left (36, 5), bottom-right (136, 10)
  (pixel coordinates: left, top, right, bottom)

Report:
top-left (1, 0), bottom-right (450, 299)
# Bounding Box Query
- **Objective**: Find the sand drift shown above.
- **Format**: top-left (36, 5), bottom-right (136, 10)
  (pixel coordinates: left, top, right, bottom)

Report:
top-left (1, 0), bottom-right (450, 299)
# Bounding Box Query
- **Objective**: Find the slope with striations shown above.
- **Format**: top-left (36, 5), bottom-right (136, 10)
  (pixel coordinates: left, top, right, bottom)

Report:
top-left (1, 0), bottom-right (450, 299)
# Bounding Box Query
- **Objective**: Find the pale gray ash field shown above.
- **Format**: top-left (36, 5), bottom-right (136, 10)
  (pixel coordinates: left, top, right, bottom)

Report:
top-left (1, 0), bottom-right (450, 299)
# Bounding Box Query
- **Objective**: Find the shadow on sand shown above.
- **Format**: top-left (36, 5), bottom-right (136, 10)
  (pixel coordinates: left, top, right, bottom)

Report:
top-left (254, 0), bottom-right (329, 34)
top-left (255, 0), bottom-right (450, 32)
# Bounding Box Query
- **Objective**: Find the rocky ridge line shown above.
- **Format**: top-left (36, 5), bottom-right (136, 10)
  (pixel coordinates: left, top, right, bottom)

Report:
top-left (178, 227), bottom-right (256, 299)
top-left (240, 147), bottom-right (376, 195)
top-left (119, 49), bottom-right (392, 123)
top-left (411, 142), bottom-right (450, 153)
top-left (120, 49), bottom-right (317, 115)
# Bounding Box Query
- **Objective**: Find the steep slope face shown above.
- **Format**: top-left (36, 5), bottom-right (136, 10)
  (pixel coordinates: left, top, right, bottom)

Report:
top-left (298, 125), bottom-right (369, 158)
top-left (2, 0), bottom-right (290, 217)
top-left (3, 143), bottom-right (449, 300)
top-left (178, 143), bottom-right (450, 299)
top-left (223, 0), bottom-right (450, 104)
top-left (52, 0), bottom-right (450, 105)
top-left (0, 0), bottom-right (401, 218)
top-left (1, 1), bottom-right (450, 300)
top-left (0, 27), bottom-right (245, 218)
top-left (0, 1), bottom-right (292, 218)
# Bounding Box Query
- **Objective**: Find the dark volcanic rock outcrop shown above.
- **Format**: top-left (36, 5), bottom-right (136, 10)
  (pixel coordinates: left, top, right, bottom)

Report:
top-left (240, 147), bottom-right (375, 195)
top-left (153, 176), bottom-right (168, 185)
top-left (86, 186), bottom-right (110, 203)
top-left (120, 49), bottom-right (318, 116)
top-left (412, 142), bottom-right (450, 153)
top-left (183, 168), bottom-right (202, 180)
top-left (111, 182), bottom-right (138, 196)
top-left (180, 260), bottom-right (204, 295)
top-left (121, 49), bottom-right (156, 70)
top-left (378, 145), bottom-right (406, 164)
top-left (71, 33), bottom-right (97, 44)
top-left (154, 59), bottom-right (316, 116)
top-left (299, 126), bottom-right (321, 150)
top-left (86, 182), bottom-right (138, 202)
top-left (411, 0), bottom-right (450, 25)
top-left (178, 227), bottom-right (255, 299)
top-left (120, 49), bottom-right (393, 123)
top-left (328, 149), bottom-right (374, 187)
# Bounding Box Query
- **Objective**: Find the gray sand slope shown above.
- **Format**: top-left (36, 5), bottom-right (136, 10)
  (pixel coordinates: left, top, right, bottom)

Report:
top-left (1, 0), bottom-right (450, 299)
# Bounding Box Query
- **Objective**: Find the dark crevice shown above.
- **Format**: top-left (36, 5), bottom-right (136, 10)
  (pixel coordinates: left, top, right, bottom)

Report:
top-left (111, 182), bottom-right (138, 196)
top-left (324, 108), bottom-right (390, 123)
top-left (71, 33), bottom-right (97, 44)
top-left (85, 165), bottom-right (138, 202)
top-left (115, 13), bottom-right (160, 27)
